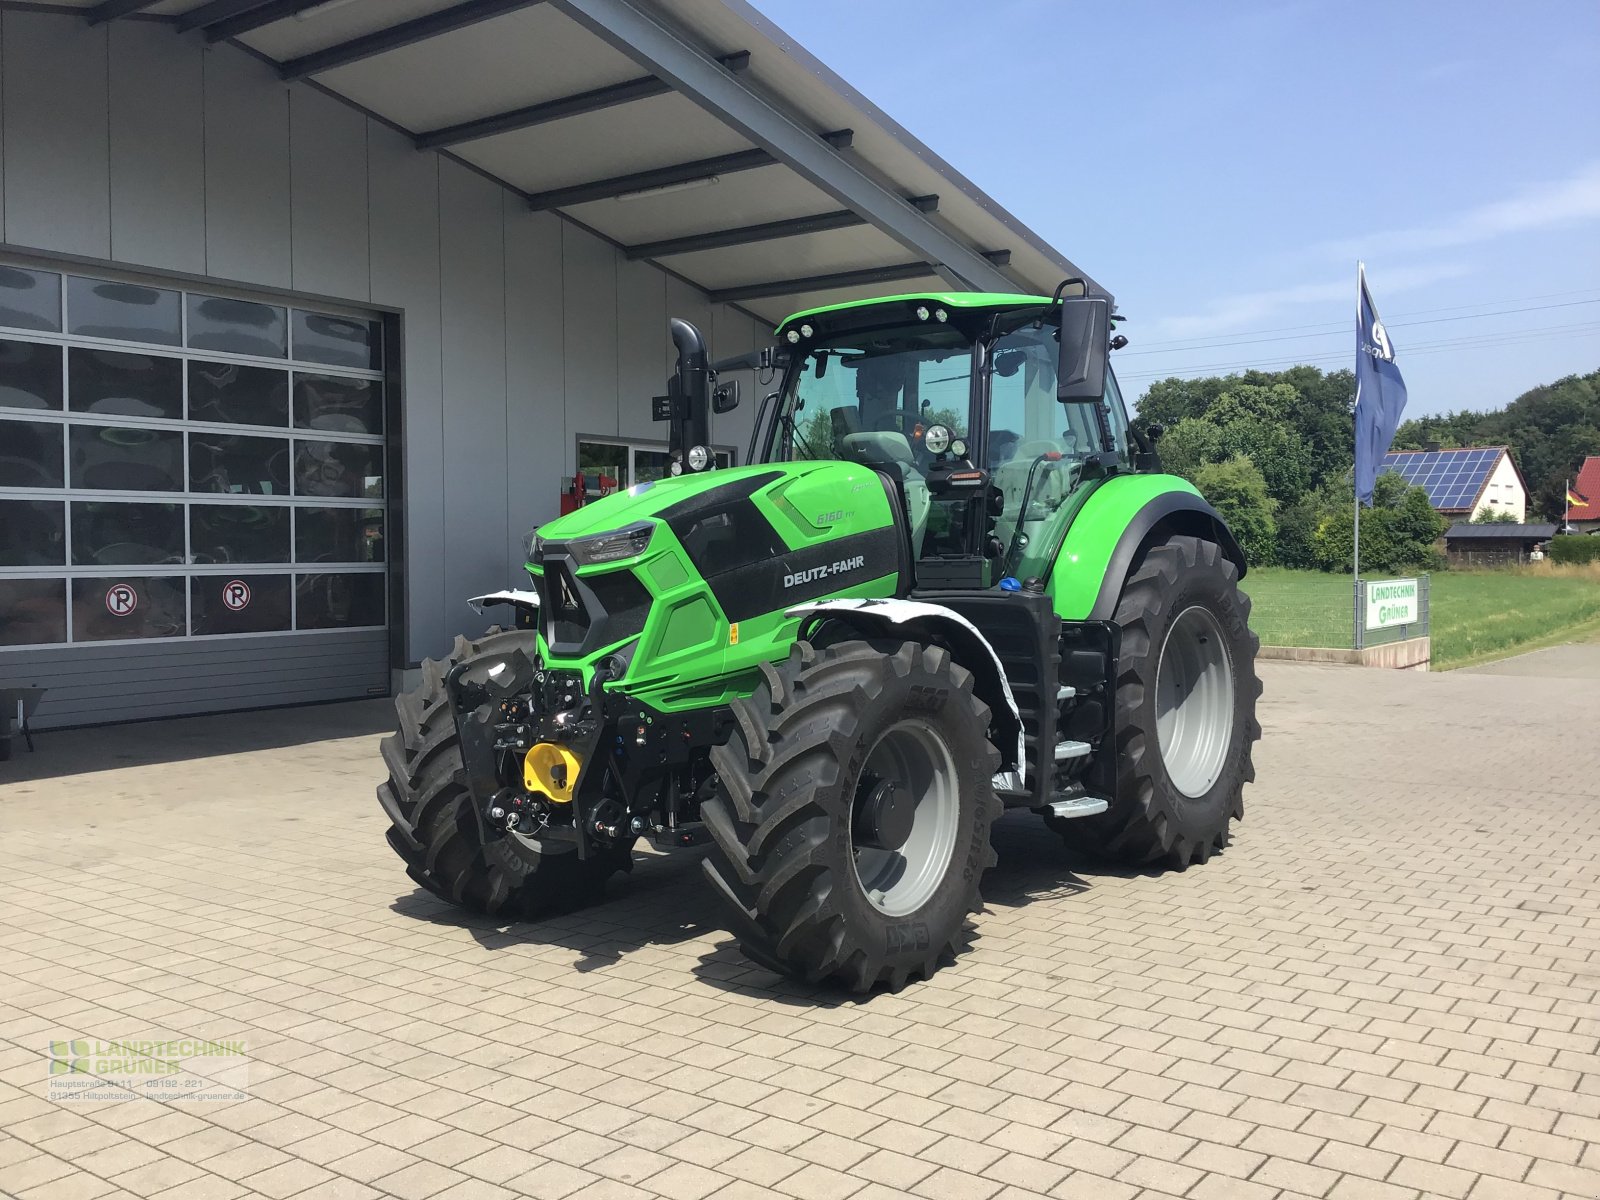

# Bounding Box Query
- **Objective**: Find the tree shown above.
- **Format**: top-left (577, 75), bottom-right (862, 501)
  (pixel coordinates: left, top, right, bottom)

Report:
top-left (1134, 366), bottom-right (1352, 498)
top-left (1192, 455), bottom-right (1276, 567)
top-left (1309, 473), bottom-right (1445, 573)
top-left (1470, 508), bottom-right (1520, 524)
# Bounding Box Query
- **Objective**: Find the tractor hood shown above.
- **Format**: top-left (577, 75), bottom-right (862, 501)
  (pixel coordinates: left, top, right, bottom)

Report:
top-left (538, 461), bottom-right (838, 544)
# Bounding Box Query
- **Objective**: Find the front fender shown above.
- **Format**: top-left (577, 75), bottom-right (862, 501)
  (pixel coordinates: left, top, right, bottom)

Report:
top-left (1048, 475), bottom-right (1246, 621)
top-left (787, 597), bottom-right (1025, 784)
top-left (467, 589), bottom-right (540, 630)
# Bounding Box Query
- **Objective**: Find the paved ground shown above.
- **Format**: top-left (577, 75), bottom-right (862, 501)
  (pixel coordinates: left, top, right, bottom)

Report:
top-left (1461, 642), bottom-right (1600, 678)
top-left (1, 655), bottom-right (1597, 1200)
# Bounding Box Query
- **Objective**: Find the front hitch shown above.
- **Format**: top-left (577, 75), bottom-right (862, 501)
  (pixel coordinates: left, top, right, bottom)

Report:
top-left (445, 650), bottom-right (617, 859)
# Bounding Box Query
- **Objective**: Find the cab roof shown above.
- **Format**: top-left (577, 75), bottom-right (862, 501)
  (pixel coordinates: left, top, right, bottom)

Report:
top-left (776, 291), bottom-right (1060, 334)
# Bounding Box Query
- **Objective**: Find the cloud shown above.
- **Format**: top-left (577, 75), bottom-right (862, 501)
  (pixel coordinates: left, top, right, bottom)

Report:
top-left (1145, 262), bottom-right (1472, 341)
top-left (1320, 161), bottom-right (1600, 260)
top-left (1143, 163), bottom-right (1600, 341)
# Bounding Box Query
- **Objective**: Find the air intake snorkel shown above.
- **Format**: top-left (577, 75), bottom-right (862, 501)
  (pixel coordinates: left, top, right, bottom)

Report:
top-left (665, 318), bottom-right (713, 473)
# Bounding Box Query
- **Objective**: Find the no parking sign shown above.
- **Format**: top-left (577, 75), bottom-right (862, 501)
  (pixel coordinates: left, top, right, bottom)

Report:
top-left (105, 583), bottom-right (137, 616)
top-left (221, 580), bottom-right (251, 611)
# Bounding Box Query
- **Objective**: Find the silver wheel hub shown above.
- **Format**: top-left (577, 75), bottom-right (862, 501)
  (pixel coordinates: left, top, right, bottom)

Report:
top-left (851, 721), bottom-right (959, 917)
top-left (1155, 605), bottom-right (1235, 799)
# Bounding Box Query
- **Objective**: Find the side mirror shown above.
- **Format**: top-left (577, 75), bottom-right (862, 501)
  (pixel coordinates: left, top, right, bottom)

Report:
top-left (712, 377), bottom-right (740, 413)
top-left (1057, 297), bottom-right (1110, 402)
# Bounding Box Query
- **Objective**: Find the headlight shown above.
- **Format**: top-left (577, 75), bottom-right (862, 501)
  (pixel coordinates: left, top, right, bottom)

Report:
top-left (568, 521), bottom-right (654, 565)
top-left (923, 423), bottom-right (952, 455)
top-left (521, 529), bottom-right (540, 560)
top-left (687, 444), bottom-right (711, 471)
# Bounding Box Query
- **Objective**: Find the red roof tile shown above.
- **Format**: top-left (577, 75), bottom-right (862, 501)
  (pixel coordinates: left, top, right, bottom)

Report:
top-left (1571, 455), bottom-right (1600, 519)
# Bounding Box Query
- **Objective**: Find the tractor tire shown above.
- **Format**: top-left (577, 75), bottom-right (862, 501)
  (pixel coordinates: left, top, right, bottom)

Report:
top-left (1048, 534), bottom-right (1260, 868)
top-left (377, 629), bottom-right (635, 917)
top-left (703, 638), bottom-right (1001, 992)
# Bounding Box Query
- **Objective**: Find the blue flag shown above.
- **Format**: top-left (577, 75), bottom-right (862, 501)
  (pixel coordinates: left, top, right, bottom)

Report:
top-left (1353, 263), bottom-right (1408, 505)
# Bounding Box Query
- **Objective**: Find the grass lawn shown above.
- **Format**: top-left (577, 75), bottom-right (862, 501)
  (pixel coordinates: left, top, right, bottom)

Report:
top-left (1242, 565), bottom-right (1600, 669)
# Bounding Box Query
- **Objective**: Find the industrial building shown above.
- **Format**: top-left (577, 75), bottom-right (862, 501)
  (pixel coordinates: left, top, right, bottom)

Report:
top-left (0, 0), bottom-right (1093, 730)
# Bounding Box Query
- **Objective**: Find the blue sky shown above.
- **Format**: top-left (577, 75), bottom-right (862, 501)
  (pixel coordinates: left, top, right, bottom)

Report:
top-left (749, 0), bottom-right (1600, 415)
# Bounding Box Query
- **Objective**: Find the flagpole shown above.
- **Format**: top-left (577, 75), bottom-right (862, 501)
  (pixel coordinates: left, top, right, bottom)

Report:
top-left (1354, 263), bottom-right (1363, 585)
top-left (1566, 477), bottom-right (1571, 530)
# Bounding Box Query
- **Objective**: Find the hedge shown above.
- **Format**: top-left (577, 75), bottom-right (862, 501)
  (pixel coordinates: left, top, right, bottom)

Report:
top-left (1549, 535), bottom-right (1600, 565)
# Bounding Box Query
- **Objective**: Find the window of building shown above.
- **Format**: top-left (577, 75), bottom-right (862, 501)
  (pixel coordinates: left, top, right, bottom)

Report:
top-left (574, 436), bottom-right (736, 495)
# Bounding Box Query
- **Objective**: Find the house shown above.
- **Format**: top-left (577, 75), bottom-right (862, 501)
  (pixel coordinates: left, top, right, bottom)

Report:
top-left (1567, 456), bottom-right (1600, 533)
top-left (1381, 446), bottom-right (1528, 522)
top-left (1444, 523), bottom-right (1558, 567)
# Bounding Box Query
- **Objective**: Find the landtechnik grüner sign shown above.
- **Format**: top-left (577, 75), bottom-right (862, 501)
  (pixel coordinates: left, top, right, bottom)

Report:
top-left (1366, 578), bottom-right (1419, 631)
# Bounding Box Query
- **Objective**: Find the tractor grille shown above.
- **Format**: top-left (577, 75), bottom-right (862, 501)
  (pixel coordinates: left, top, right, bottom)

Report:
top-left (535, 559), bottom-right (651, 657)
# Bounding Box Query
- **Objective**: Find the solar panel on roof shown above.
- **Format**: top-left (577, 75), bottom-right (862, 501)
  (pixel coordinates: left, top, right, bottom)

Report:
top-left (1379, 447), bottom-right (1499, 509)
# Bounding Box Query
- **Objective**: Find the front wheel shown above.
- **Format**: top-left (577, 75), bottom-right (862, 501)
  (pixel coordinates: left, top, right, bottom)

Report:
top-left (703, 639), bottom-right (1001, 992)
top-left (1049, 535), bottom-right (1261, 867)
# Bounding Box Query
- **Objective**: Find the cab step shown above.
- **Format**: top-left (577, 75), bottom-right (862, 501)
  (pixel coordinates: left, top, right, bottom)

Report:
top-left (1053, 739), bottom-right (1092, 762)
top-left (1042, 794), bottom-right (1109, 820)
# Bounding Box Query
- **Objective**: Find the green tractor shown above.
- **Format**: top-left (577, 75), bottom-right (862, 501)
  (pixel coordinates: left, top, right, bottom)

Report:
top-left (378, 287), bottom-right (1260, 992)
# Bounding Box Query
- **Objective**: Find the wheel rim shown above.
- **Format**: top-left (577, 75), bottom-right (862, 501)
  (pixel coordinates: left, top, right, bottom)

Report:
top-left (1155, 605), bottom-right (1235, 799)
top-left (851, 720), bottom-right (959, 917)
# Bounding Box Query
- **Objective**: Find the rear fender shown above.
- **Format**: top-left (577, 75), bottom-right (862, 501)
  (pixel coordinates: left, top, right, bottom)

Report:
top-left (787, 597), bottom-right (1025, 784)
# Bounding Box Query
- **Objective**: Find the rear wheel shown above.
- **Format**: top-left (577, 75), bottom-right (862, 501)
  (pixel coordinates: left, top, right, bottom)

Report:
top-left (1049, 535), bottom-right (1260, 867)
top-left (703, 638), bottom-right (1000, 992)
top-left (378, 630), bottom-right (635, 917)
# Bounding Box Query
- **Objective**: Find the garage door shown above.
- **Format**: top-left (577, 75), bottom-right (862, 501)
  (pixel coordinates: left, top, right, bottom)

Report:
top-left (0, 261), bottom-right (392, 729)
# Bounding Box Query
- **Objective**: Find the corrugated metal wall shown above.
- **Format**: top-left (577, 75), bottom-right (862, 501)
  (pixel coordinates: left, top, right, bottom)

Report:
top-left (0, 8), bottom-right (767, 679)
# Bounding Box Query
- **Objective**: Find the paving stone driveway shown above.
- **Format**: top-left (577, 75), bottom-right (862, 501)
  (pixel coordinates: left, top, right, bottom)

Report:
top-left (1, 656), bottom-right (1597, 1200)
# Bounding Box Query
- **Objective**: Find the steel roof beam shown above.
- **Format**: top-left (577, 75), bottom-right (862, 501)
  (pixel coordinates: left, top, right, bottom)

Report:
top-left (416, 50), bottom-right (750, 150)
top-left (706, 262), bottom-right (936, 304)
top-left (526, 129), bottom-right (851, 212)
top-left (624, 194), bottom-right (938, 260)
top-left (280, 0), bottom-right (548, 78)
top-left (205, 0), bottom-right (330, 42)
top-left (550, 0), bottom-right (1019, 294)
top-left (177, 0), bottom-right (276, 34)
top-left (86, 0), bottom-right (162, 23)
top-left (625, 209), bottom-right (864, 260)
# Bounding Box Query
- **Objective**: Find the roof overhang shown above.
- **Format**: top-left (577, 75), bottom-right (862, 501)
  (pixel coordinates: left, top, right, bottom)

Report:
top-left (77, 0), bottom-right (1103, 326)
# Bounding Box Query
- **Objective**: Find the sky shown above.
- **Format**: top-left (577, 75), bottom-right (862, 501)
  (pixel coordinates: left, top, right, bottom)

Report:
top-left (748, 0), bottom-right (1600, 415)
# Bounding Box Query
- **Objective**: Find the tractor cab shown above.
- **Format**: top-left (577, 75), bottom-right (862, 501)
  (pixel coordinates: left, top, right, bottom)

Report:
top-left (756, 292), bottom-right (1132, 590)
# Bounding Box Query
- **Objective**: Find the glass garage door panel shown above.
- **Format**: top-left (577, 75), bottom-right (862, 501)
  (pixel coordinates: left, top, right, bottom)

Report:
top-left (68, 348), bottom-right (182, 420)
top-left (190, 505), bottom-right (290, 565)
top-left (0, 267), bottom-right (61, 332)
top-left (188, 361), bottom-right (289, 426)
top-left (191, 574), bottom-right (292, 637)
top-left (0, 339), bottom-right (63, 410)
top-left (296, 572), bottom-right (384, 628)
top-left (0, 419), bottom-right (65, 488)
top-left (71, 502), bottom-right (184, 567)
top-left (0, 499), bottom-right (65, 567)
top-left (70, 576), bottom-right (186, 641)
top-left (0, 578), bottom-right (65, 646)
top-left (69, 425), bottom-right (184, 491)
top-left (189, 432), bottom-right (292, 495)
top-left (67, 278), bottom-right (181, 346)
